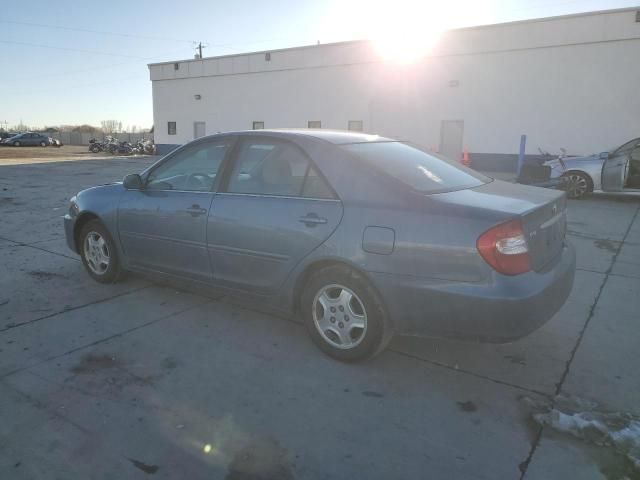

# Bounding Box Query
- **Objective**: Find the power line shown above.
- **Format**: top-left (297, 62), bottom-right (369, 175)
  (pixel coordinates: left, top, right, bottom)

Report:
top-left (8, 74), bottom-right (143, 97)
top-left (0, 19), bottom-right (197, 44)
top-left (0, 47), bottom-right (188, 85)
top-left (0, 39), bottom-right (152, 58)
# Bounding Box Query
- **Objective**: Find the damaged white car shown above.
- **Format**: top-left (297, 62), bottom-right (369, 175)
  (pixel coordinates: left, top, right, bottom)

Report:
top-left (545, 137), bottom-right (640, 199)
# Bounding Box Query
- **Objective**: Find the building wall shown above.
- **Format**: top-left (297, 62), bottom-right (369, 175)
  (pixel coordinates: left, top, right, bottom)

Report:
top-left (149, 8), bottom-right (640, 168)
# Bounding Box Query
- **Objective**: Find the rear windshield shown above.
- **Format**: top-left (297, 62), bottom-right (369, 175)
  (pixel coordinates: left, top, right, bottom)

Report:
top-left (343, 141), bottom-right (489, 194)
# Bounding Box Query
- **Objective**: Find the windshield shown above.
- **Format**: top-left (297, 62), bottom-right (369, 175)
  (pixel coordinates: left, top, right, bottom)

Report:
top-left (343, 141), bottom-right (489, 194)
top-left (612, 137), bottom-right (640, 156)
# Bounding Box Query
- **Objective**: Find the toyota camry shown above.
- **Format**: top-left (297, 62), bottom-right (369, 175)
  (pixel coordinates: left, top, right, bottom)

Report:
top-left (64, 130), bottom-right (575, 361)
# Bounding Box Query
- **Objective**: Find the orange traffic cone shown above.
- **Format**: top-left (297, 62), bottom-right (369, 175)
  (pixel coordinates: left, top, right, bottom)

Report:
top-left (462, 147), bottom-right (470, 166)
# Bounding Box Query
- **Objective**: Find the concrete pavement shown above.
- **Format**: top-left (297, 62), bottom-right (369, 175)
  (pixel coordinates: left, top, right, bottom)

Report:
top-left (1, 156), bottom-right (639, 479)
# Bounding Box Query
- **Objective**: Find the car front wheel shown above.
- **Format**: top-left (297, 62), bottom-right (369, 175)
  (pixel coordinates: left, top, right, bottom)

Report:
top-left (79, 220), bottom-right (124, 283)
top-left (563, 172), bottom-right (591, 199)
top-left (301, 265), bottom-right (392, 362)
top-left (13, 141), bottom-right (20, 147)
top-left (40, 141), bottom-right (47, 147)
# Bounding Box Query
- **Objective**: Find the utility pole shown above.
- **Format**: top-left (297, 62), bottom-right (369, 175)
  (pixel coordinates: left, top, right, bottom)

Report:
top-left (196, 42), bottom-right (206, 59)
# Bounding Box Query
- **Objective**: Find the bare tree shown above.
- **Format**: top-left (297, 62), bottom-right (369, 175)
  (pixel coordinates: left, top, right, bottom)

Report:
top-left (101, 120), bottom-right (122, 134)
top-left (12, 121), bottom-right (30, 132)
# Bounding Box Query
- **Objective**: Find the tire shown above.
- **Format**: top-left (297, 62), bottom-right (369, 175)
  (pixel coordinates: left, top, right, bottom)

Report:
top-left (89, 145), bottom-right (100, 153)
top-left (40, 141), bottom-right (47, 147)
top-left (13, 141), bottom-right (20, 147)
top-left (563, 171), bottom-right (592, 199)
top-left (78, 220), bottom-right (125, 283)
top-left (301, 265), bottom-right (392, 362)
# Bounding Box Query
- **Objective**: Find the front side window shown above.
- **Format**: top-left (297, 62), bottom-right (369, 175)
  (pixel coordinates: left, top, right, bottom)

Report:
top-left (168, 122), bottom-right (177, 135)
top-left (343, 141), bottom-right (489, 194)
top-left (146, 139), bottom-right (231, 192)
top-left (226, 139), bottom-right (334, 198)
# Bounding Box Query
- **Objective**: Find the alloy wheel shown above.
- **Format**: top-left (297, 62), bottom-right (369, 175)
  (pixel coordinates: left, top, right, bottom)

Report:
top-left (565, 173), bottom-right (588, 198)
top-left (312, 284), bottom-right (367, 349)
top-left (83, 231), bottom-right (110, 275)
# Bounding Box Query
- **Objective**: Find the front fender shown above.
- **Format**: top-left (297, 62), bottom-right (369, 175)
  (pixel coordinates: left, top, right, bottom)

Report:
top-left (69, 184), bottom-right (125, 257)
top-left (561, 158), bottom-right (603, 190)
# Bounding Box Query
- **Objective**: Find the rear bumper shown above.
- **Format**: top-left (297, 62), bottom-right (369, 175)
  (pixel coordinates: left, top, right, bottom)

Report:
top-left (63, 214), bottom-right (77, 253)
top-left (369, 241), bottom-right (576, 343)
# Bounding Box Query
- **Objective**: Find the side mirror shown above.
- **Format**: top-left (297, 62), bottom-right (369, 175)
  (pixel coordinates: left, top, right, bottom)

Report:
top-left (599, 152), bottom-right (609, 159)
top-left (123, 173), bottom-right (144, 190)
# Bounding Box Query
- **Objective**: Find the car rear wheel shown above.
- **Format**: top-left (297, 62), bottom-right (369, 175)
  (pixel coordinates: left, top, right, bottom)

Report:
top-left (79, 220), bottom-right (124, 283)
top-left (563, 172), bottom-right (591, 199)
top-left (301, 265), bottom-right (392, 362)
top-left (13, 141), bottom-right (20, 147)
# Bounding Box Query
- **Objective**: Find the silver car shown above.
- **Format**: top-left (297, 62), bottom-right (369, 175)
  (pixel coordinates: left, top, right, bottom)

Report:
top-left (545, 137), bottom-right (640, 198)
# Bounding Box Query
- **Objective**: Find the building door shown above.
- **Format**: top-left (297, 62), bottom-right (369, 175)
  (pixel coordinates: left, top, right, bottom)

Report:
top-left (439, 120), bottom-right (464, 162)
top-left (194, 121), bottom-right (206, 139)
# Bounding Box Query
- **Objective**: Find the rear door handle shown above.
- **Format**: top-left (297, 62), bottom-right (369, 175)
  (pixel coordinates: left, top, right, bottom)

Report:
top-left (298, 213), bottom-right (328, 226)
top-left (185, 204), bottom-right (207, 216)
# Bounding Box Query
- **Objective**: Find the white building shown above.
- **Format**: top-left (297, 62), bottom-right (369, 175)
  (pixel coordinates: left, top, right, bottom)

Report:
top-left (148, 7), bottom-right (640, 171)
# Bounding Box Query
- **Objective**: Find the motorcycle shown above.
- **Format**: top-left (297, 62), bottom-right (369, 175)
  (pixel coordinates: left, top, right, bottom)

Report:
top-left (142, 139), bottom-right (155, 155)
top-left (88, 136), bottom-right (114, 153)
top-left (128, 139), bottom-right (154, 155)
top-left (108, 140), bottom-right (133, 156)
top-left (88, 138), bottom-right (103, 153)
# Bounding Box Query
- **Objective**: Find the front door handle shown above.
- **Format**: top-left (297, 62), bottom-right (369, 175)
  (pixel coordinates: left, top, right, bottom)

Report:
top-left (185, 204), bottom-right (207, 217)
top-left (298, 213), bottom-right (328, 226)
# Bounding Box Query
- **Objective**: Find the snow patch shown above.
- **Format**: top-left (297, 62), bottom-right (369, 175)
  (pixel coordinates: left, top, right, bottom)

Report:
top-left (533, 400), bottom-right (640, 471)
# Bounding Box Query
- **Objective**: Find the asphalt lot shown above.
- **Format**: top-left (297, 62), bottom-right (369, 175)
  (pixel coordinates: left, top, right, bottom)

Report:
top-left (1, 154), bottom-right (639, 479)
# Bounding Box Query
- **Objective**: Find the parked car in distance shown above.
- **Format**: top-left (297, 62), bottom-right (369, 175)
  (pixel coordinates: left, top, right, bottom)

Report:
top-left (0, 131), bottom-right (20, 142)
top-left (1, 132), bottom-right (51, 147)
top-left (545, 137), bottom-right (640, 198)
top-left (64, 130), bottom-right (575, 361)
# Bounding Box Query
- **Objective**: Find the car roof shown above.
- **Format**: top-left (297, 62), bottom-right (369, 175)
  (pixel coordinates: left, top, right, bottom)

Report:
top-left (223, 129), bottom-right (395, 145)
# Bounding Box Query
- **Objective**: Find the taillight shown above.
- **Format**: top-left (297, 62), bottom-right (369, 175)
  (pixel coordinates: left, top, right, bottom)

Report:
top-left (477, 219), bottom-right (531, 275)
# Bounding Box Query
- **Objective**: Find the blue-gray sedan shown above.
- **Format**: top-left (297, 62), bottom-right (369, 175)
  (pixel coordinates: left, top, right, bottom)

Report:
top-left (64, 130), bottom-right (575, 361)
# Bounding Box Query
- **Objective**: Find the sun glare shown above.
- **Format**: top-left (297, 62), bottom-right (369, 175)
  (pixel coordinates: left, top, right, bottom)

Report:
top-left (323, 0), bottom-right (492, 64)
top-left (372, 28), bottom-right (444, 64)
top-left (368, 1), bottom-right (452, 63)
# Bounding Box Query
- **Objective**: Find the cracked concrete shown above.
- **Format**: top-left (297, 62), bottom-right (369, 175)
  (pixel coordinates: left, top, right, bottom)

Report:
top-left (1, 156), bottom-right (639, 479)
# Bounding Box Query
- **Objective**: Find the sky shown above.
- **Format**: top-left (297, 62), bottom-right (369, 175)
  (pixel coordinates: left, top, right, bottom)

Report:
top-left (0, 0), bottom-right (637, 130)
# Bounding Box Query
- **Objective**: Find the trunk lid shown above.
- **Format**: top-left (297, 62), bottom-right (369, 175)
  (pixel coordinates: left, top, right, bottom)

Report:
top-left (520, 193), bottom-right (567, 271)
top-left (431, 180), bottom-right (567, 271)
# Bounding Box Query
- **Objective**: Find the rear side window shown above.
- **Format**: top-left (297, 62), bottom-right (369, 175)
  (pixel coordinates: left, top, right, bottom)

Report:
top-left (343, 142), bottom-right (489, 194)
top-left (227, 139), bottom-right (334, 199)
